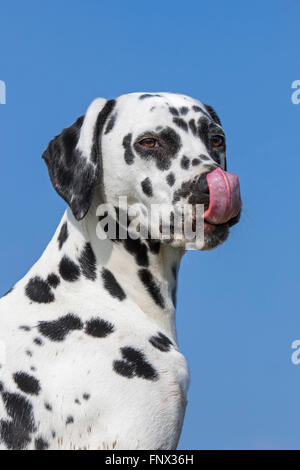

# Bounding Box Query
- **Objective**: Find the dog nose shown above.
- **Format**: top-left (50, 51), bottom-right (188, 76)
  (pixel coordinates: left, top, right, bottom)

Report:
top-left (187, 171), bottom-right (210, 209)
top-left (197, 171), bottom-right (210, 196)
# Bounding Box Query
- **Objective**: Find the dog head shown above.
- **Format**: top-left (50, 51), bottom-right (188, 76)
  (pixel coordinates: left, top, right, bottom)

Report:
top-left (43, 92), bottom-right (241, 250)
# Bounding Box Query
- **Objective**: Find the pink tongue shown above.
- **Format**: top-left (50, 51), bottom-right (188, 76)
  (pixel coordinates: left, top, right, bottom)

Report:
top-left (203, 168), bottom-right (241, 225)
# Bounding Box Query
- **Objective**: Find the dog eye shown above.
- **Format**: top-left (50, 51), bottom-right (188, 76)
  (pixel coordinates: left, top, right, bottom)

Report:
top-left (139, 138), bottom-right (158, 149)
top-left (210, 135), bottom-right (224, 148)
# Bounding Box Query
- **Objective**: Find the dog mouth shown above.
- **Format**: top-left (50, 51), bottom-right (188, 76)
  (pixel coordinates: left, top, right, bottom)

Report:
top-left (203, 211), bottom-right (241, 233)
top-left (187, 167), bottom-right (241, 234)
top-left (159, 168), bottom-right (241, 242)
top-left (174, 167), bottom-right (241, 234)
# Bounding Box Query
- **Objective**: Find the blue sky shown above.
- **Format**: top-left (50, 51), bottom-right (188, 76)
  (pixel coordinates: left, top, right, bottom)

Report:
top-left (0, 0), bottom-right (300, 449)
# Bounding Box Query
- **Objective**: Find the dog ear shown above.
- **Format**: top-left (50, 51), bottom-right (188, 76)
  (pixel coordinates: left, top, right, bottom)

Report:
top-left (42, 98), bottom-right (116, 221)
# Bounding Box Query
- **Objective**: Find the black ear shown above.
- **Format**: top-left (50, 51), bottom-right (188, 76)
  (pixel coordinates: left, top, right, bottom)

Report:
top-left (43, 98), bottom-right (116, 220)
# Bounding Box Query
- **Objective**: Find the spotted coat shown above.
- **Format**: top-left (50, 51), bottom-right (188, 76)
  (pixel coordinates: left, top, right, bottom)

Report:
top-left (0, 92), bottom-right (238, 450)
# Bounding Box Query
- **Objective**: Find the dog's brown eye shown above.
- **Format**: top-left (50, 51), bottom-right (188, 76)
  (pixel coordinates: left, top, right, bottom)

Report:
top-left (211, 135), bottom-right (224, 148)
top-left (139, 138), bottom-right (157, 148)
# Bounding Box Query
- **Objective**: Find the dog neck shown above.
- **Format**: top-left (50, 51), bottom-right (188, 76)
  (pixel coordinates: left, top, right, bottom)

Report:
top-left (36, 207), bottom-right (185, 339)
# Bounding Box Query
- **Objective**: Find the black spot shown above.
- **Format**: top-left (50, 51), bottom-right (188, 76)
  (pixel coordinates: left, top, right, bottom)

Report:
top-left (193, 105), bottom-right (211, 119)
top-left (26, 350), bottom-right (33, 357)
top-left (83, 393), bottom-right (90, 400)
top-left (35, 437), bottom-right (49, 450)
top-left (169, 107), bottom-right (179, 116)
top-left (173, 180), bottom-right (191, 204)
top-left (59, 256), bottom-right (80, 282)
top-left (0, 389), bottom-right (35, 450)
top-left (85, 318), bottom-right (115, 338)
top-left (181, 155), bottom-right (190, 170)
top-left (139, 93), bottom-right (162, 100)
top-left (2, 287), bottom-right (13, 298)
top-left (113, 347), bottom-right (158, 381)
top-left (192, 158), bottom-right (201, 166)
top-left (192, 105), bottom-right (203, 113)
top-left (104, 113), bottom-right (117, 134)
top-left (25, 277), bottom-right (55, 304)
top-left (123, 238), bottom-right (149, 267)
top-left (66, 416), bottom-right (74, 425)
top-left (75, 399), bottom-right (80, 405)
top-left (13, 372), bottom-right (41, 396)
top-left (149, 332), bottom-right (173, 352)
top-left (141, 177), bottom-right (153, 197)
top-left (57, 222), bottom-right (68, 249)
top-left (34, 337), bottom-right (43, 346)
top-left (198, 116), bottom-right (210, 148)
top-left (47, 273), bottom-right (60, 289)
top-left (123, 133), bottom-right (135, 165)
top-left (180, 106), bottom-right (189, 115)
top-left (189, 119), bottom-right (197, 135)
top-left (19, 325), bottom-right (31, 332)
top-left (173, 117), bottom-right (188, 132)
top-left (38, 314), bottom-right (84, 342)
top-left (102, 268), bottom-right (126, 301)
top-left (52, 431), bottom-right (56, 438)
top-left (0, 420), bottom-right (31, 450)
top-left (166, 172), bottom-right (175, 187)
top-left (138, 269), bottom-right (165, 309)
top-left (78, 243), bottom-right (97, 281)
top-left (145, 239), bottom-right (160, 254)
top-left (199, 153), bottom-right (210, 161)
top-left (45, 402), bottom-right (52, 411)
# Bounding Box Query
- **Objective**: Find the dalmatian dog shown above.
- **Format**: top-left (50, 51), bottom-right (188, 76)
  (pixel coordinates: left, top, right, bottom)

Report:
top-left (0, 92), bottom-right (241, 450)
